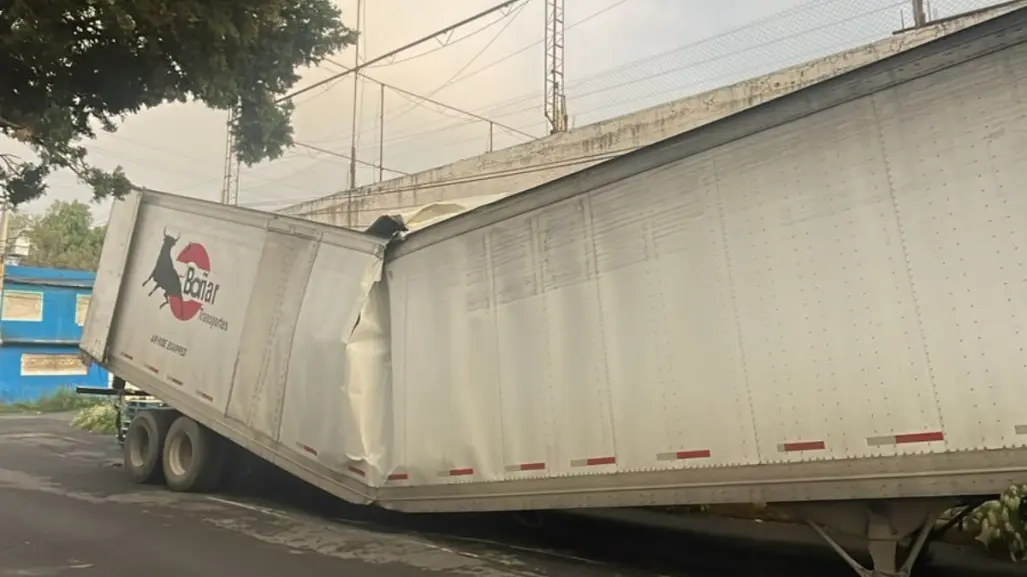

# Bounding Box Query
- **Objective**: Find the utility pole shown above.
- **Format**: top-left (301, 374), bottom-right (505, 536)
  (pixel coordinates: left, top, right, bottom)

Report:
top-left (911, 0), bottom-right (927, 28)
top-left (378, 83), bottom-right (385, 183)
top-left (348, 0), bottom-right (362, 191)
top-left (544, 0), bottom-right (568, 134)
top-left (220, 108), bottom-right (240, 205)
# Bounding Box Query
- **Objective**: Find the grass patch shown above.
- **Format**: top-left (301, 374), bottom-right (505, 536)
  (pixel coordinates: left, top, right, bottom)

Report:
top-left (71, 402), bottom-right (119, 434)
top-left (0, 387), bottom-right (106, 414)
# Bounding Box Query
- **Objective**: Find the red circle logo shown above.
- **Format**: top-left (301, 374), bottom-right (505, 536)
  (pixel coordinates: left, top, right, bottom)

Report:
top-left (168, 242), bottom-right (211, 321)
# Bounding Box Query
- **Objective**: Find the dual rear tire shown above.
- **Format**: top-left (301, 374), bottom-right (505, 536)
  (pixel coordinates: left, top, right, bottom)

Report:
top-left (123, 411), bottom-right (228, 492)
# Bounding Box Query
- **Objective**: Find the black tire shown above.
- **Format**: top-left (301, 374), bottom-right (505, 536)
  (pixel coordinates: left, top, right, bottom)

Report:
top-left (162, 416), bottom-right (227, 493)
top-left (122, 410), bottom-right (176, 484)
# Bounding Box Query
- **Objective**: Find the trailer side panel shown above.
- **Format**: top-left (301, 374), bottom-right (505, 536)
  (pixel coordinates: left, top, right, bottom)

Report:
top-left (377, 9), bottom-right (1027, 512)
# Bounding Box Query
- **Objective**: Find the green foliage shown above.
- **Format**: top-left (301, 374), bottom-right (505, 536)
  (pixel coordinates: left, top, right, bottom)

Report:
top-left (0, 388), bottom-right (105, 414)
top-left (956, 486), bottom-right (1027, 562)
top-left (71, 402), bottom-right (119, 434)
top-left (0, 0), bottom-right (356, 206)
top-left (11, 200), bottom-right (106, 271)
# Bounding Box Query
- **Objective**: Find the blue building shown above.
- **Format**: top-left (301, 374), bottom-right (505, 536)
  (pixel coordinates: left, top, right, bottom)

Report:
top-left (0, 265), bottom-right (110, 403)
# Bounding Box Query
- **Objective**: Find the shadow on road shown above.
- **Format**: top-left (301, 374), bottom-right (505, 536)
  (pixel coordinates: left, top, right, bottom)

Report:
top-left (220, 455), bottom-right (1015, 577)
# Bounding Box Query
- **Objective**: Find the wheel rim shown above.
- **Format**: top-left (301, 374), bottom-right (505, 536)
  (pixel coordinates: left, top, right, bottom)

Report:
top-left (129, 426), bottom-right (150, 469)
top-left (167, 433), bottom-right (194, 477)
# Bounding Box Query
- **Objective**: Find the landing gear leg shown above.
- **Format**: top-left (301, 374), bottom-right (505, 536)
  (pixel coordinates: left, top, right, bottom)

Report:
top-left (783, 499), bottom-right (957, 577)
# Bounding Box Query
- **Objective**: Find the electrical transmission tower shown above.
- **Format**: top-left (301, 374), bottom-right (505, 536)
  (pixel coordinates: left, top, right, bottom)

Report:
top-left (544, 0), bottom-right (568, 134)
top-left (220, 109), bottom-right (240, 205)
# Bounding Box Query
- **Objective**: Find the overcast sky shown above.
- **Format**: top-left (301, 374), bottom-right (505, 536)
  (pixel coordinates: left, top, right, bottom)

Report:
top-left (3, 0), bottom-right (999, 222)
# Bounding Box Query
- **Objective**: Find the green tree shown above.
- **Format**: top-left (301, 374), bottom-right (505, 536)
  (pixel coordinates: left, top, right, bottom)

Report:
top-left (0, 1), bottom-right (355, 206)
top-left (9, 201), bottom-right (107, 271)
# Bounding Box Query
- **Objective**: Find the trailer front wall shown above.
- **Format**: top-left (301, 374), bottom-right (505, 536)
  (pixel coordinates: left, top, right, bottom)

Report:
top-left (92, 192), bottom-right (390, 499)
top-left (110, 202), bottom-right (264, 417)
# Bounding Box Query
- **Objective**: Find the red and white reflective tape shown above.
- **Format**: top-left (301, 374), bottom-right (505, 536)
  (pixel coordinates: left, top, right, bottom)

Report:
top-left (656, 449), bottom-right (712, 461)
top-left (570, 456), bottom-right (616, 467)
top-left (437, 467), bottom-right (474, 477)
top-left (866, 431), bottom-right (944, 447)
top-left (505, 462), bottom-right (547, 472)
top-left (1015, 425), bottom-right (1027, 435)
top-left (777, 440), bottom-right (826, 453)
top-left (195, 390), bottom-right (214, 403)
top-left (387, 472), bottom-right (409, 482)
top-left (168, 376), bottom-right (184, 387)
top-left (296, 442), bottom-right (318, 457)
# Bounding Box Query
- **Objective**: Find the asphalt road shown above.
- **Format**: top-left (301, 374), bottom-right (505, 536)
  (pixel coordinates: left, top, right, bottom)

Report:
top-left (0, 413), bottom-right (631, 577)
top-left (0, 413), bottom-right (1020, 577)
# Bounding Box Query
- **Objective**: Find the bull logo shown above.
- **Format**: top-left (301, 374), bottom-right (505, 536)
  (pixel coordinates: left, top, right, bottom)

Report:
top-left (142, 228), bottom-right (220, 322)
top-left (142, 227), bottom-right (181, 310)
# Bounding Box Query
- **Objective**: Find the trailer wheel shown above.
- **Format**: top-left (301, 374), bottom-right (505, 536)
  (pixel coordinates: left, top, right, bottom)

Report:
top-left (123, 410), bottom-right (176, 484)
top-left (162, 416), bottom-right (226, 493)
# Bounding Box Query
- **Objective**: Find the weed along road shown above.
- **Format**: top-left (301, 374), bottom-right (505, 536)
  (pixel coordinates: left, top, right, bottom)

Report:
top-left (0, 413), bottom-right (632, 577)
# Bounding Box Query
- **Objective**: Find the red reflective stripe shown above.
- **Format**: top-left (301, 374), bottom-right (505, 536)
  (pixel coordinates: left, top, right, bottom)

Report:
top-left (387, 472), bottom-right (409, 481)
top-left (675, 449), bottom-right (712, 459)
top-left (781, 441), bottom-right (826, 452)
top-left (894, 431), bottom-right (944, 444)
top-left (448, 468), bottom-right (474, 476)
top-left (518, 462), bottom-right (546, 471)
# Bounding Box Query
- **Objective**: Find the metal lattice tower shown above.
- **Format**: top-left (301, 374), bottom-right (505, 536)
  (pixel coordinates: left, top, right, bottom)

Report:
top-left (220, 108), bottom-right (240, 205)
top-left (544, 0), bottom-right (568, 134)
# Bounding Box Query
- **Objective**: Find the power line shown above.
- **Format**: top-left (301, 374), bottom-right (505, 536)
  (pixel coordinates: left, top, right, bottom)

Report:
top-left (354, 0), bottom-right (998, 144)
top-left (220, 0), bottom-right (528, 204)
top-left (240, 0), bottom-right (995, 213)
top-left (402, 0), bottom-right (631, 114)
top-left (257, 0), bottom-right (926, 197)
top-left (380, 0), bottom-right (887, 127)
top-left (293, 140), bottom-right (408, 175)
top-left (240, 0), bottom-right (931, 211)
top-left (325, 0), bottom-right (629, 146)
top-left (366, 7), bottom-right (522, 68)
top-left (380, 0), bottom-right (535, 130)
top-left (395, 0), bottom-right (913, 131)
top-left (321, 58), bottom-right (536, 141)
top-left (275, 0), bottom-right (527, 105)
top-left (296, 0), bottom-right (614, 151)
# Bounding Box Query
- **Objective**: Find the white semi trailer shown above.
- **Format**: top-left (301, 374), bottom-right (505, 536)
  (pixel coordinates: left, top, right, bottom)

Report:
top-left (80, 9), bottom-right (1027, 577)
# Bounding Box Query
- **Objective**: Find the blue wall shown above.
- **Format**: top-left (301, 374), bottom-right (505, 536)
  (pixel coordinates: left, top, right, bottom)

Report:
top-left (0, 265), bottom-right (110, 403)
